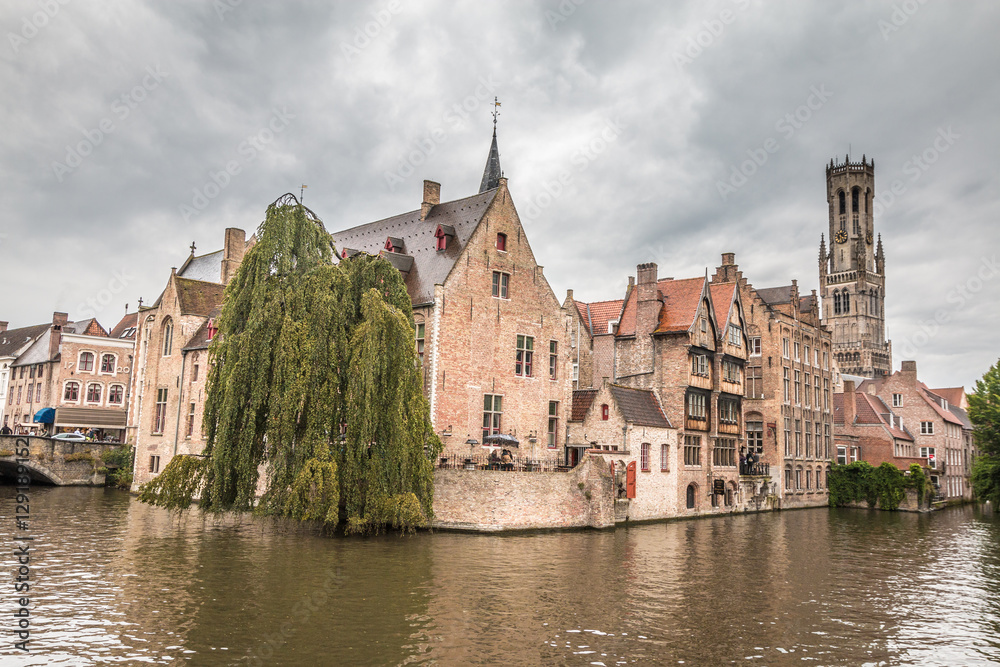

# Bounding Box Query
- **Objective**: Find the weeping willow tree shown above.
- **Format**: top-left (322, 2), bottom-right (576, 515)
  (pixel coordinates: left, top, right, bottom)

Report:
top-left (139, 194), bottom-right (440, 533)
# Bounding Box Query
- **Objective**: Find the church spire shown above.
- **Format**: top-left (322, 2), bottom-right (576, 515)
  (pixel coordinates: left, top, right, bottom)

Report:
top-left (478, 98), bottom-right (502, 193)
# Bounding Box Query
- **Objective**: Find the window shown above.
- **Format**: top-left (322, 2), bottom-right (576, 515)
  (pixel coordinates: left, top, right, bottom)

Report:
top-left (35, 383), bottom-right (41, 403)
top-left (162, 319), bottom-right (173, 356)
top-left (782, 337), bottom-right (789, 358)
top-left (784, 418), bottom-right (792, 457)
top-left (687, 392), bottom-right (707, 421)
top-left (491, 271), bottom-right (509, 299)
top-left (892, 393), bottom-right (902, 407)
top-left (691, 353), bottom-right (709, 377)
top-left (794, 342), bottom-right (800, 361)
top-left (804, 345), bottom-right (811, 366)
top-left (749, 336), bottom-right (761, 356)
top-left (805, 421), bottom-right (812, 457)
top-left (795, 468), bottom-right (802, 490)
top-left (100, 354), bottom-right (115, 373)
top-left (15, 387), bottom-right (21, 404)
top-left (783, 368), bottom-right (790, 403)
top-left (686, 484), bottom-right (696, 508)
top-left (64, 382), bottom-right (80, 402)
top-left (921, 421), bottom-right (934, 435)
top-left (834, 291), bottom-right (842, 315)
top-left (728, 326), bottom-right (742, 347)
top-left (839, 189), bottom-right (846, 215)
top-left (824, 424), bottom-right (831, 459)
top-left (549, 340), bottom-right (558, 380)
top-left (684, 435), bottom-right (701, 466)
top-left (572, 363), bottom-right (579, 381)
top-left (482, 394), bottom-right (502, 439)
top-left (79, 351), bottom-right (95, 372)
top-left (816, 468), bottom-right (823, 489)
top-left (806, 469), bottom-right (813, 490)
top-left (86, 383), bottom-right (102, 404)
top-left (207, 319), bottom-right (218, 341)
top-left (641, 443), bottom-right (650, 472)
top-left (823, 378), bottom-right (830, 411)
top-left (850, 446), bottom-right (860, 463)
top-left (714, 438), bottom-right (736, 466)
top-left (660, 444), bottom-right (670, 472)
top-left (746, 366), bottom-right (763, 399)
top-left (515, 335), bottom-right (533, 377)
top-left (823, 351), bottom-right (829, 370)
top-left (153, 388), bottom-right (168, 434)
top-left (723, 360), bottom-right (741, 383)
top-left (746, 421), bottom-right (763, 455)
top-left (547, 401), bottom-right (559, 448)
top-left (803, 373), bottom-right (811, 407)
top-left (700, 318), bottom-right (707, 333)
top-left (843, 292), bottom-right (850, 314)
top-left (719, 398), bottom-right (739, 425)
top-left (794, 370), bottom-right (801, 405)
top-left (108, 385), bottom-right (124, 405)
top-left (814, 376), bottom-right (821, 409)
top-left (28, 365), bottom-right (35, 379)
top-left (785, 467), bottom-right (793, 491)
top-left (149, 456), bottom-right (161, 473)
top-left (435, 228), bottom-right (447, 251)
top-left (496, 233), bottom-right (507, 251)
top-left (186, 403), bottom-right (196, 438)
top-left (601, 403), bottom-right (609, 420)
top-left (795, 419), bottom-right (802, 457)
top-left (415, 323), bottom-right (425, 364)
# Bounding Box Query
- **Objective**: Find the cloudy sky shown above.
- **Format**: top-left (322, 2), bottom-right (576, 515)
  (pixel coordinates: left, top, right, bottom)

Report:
top-left (2, 1), bottom-right (998, 390)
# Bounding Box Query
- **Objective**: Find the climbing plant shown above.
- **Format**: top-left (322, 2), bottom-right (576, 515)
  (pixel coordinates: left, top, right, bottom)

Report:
top-left (139, 194), bottom-right (440, 533)
top-left (970, 359), bottom-right (1000, 505)
top-left (828, 460), bottom-right (932, 510)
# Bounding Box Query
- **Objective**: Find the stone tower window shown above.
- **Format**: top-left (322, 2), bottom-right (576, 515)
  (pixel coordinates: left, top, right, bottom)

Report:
top-left (838, 190), bottom-right (846, 215)
top-left (852, 187), bottom-right (860, 213)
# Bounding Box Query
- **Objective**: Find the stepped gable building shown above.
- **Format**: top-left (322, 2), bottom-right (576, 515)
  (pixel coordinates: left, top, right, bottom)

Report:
top-left (2, 313), bottom-right (133, 438)
top-left (564, 290), bottom-right (625, 391)
top-left (131, 228), bottom-right (252, 490)
top-left (711, 253), bottom-right (834, 508)
top-left (331, 136), bottom-right (572, 463)
top-left (597, 261), bottom-right (750, 515)
top-left (833, 379), bottom-right (921, 470)
top-left (819, 155), bottom-right (891, 377)
top-left (855, 361), bottom-right (972, 501)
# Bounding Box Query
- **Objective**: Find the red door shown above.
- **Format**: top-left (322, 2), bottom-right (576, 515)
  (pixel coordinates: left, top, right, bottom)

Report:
top-left (626, 461), bottom-right (636, 499)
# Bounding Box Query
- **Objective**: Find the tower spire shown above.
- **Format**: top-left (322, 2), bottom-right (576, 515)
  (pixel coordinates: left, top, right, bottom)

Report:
top-left (479, 98), bottom-right (503, 193)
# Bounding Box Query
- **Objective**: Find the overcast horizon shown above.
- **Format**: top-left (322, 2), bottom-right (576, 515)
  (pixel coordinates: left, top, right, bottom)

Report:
top-left (2, 1), bottom-right (998, 390)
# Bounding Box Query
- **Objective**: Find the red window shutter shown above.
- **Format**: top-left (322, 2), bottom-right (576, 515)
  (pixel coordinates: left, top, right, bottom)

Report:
top-left (626, 462), bottom-right (637, 499)
top-left (602, 404), bottom-right (609, 420)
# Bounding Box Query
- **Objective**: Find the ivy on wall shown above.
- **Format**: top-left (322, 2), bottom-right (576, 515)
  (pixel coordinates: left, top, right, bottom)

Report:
top-left (828, 461), bottom-right (932, 510)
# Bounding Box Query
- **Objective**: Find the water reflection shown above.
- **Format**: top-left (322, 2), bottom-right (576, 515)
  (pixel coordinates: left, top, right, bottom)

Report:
top-left (2, 486), bottom-right (1000, 665)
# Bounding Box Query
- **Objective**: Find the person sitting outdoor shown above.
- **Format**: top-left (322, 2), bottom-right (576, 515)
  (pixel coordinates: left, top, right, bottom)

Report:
top-left (488, 449), bottom-right (500, 470)
top-left (500, 449), bottom-right (514, 471)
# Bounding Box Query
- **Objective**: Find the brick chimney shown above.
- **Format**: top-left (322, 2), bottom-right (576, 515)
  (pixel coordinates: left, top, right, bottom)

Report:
top-left (712, 253), bottom-right (742, 284)
top-left (221, 228), bottom-right (247, 284)
top-left (421, 180), bottom-right (440, 221)
top-left (900, 360), bottom-right (918, 386)
top-left (636, 262), bottom-right (660, 336)
top-left (842, 380), bottom-right (856, 425)
top-left (49, 311), bottom-right (68, 360)
top-left (0, 321), bottom-right (7, 333)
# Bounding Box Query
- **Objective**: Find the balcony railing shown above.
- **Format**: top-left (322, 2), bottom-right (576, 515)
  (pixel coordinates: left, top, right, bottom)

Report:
top-left (438, 453), bottom-right (567, 472)
top-left (740, 461), bottom-right (770, 477)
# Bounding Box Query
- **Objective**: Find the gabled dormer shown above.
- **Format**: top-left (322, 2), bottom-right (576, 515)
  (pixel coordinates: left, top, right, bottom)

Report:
top-left (384, 236), bottom-right (404, 254)
top-left (434, 224), bottom-right (456, 252)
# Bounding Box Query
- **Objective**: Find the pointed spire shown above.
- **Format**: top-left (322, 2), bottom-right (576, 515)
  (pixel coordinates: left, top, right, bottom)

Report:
top-left (479, 98), bottom-right (503, 193)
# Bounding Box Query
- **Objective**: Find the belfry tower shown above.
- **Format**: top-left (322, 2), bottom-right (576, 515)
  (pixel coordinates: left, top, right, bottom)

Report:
top-left (818, 155), bottom-right (891, 377)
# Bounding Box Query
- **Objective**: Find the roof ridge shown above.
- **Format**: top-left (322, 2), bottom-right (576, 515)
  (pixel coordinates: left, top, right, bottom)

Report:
top-left (337, 189), bottom-right (498, 235)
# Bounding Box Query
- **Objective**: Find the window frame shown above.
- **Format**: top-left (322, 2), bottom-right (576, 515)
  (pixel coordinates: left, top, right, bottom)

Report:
top-left (63, 381), bottom-right (80, 403)
top-left (78, 351), bottom-right (96, 373)
top-left (482, 394), bottom-right (503, 440)
top-left (108, 384), bottom-right (124, 405)
top-left (491, 271), bottom-right (510, 299)
top-left (515, 335), bottom-right (534, 377)
top-left (99, 353), bottom-right (117, 374)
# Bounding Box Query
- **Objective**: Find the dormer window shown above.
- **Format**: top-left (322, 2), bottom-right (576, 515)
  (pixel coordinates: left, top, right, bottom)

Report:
top-left (496, 233), bottom-right (507, 252)
top-left (384, 237), bottom-right (404, 253)
top-left (207, 318), bottom-right (218, 342)
top-left (434, 224), bottom-right (455, 252)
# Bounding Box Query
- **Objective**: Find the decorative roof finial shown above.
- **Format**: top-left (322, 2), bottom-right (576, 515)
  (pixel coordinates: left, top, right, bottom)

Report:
top-left (492, 97), bottom-right (500, 135)
top-left (190, 241), bottom-right (196, 255)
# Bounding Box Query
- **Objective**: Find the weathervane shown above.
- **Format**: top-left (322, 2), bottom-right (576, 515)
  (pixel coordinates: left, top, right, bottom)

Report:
top-left (492, 97), bottom-right (501, 133)
top-left (300, 184), bottom-right (308, 203)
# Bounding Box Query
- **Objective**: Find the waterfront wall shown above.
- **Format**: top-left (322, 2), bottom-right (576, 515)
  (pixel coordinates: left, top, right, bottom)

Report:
top-left (432, 454), bottom-right (614, 531)
top-left (0, 435), bottom-right (116, 485)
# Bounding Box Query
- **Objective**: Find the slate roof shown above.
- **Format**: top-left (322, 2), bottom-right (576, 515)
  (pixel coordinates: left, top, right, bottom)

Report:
top-left (182, 306), bottom-right (221, 351)
top-left (571, 389), bottom-right (598, 421)
top-left (479, 129), bottom-right (502, 193)
top-left (0, 324), bottom-right (49, 358)
top-left (755, 285), bottom-right (794, 305)
top-left (178, 250), bottom-right (224, 283)
top-left (574, 299), bottom-right (625, 336)
top-left (799, 294), bottom-right (817, 313)
top-left (109, 312), bottom-right (138, 340)
top-left (331, 188), bottom-right (499, 306)
top-left (948, 404), bottom-right (973, 430)
top-left (175, 277), bottom-right (226, 317)
top-left (609, 385), bottom-right (671, 428)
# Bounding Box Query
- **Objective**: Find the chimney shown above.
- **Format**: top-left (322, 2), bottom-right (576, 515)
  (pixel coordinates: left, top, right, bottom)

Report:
top-left (0, 321), bottom-right (7, 333)
top-left (636, 262), bottom-right (660, 336)
top-left (566, 288), bottom-right (574, 303)
top-left (722, 252), bottom-right (735, 266)
top-left (49, 311), bottom-right (68, 360)
top-left (421, 180), bottom-right (441, 221)
top-left (713, 252), bottom-right (739, 283)
top-left (843, 380), bottom-right (856, 425)
top-left (900, 360), bottom-right (918, 386)
top-left (221, 228), bottom-right (247, 284)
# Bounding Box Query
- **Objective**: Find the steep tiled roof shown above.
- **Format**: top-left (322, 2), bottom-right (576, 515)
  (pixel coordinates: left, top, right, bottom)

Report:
top-left (69, 318), bottom-right (107, 337)
top-left (0, 324), bottom-right (49, 358)
top-left (331, 189), bottom-right (498, 306)
top-left (655, 277), bottom-right (707, 334)
top-left (109, 313), bottom-right (138, 340)
top-left (929, 386), bottom-right (966, 409)
top-left (175, 277), bottom-right (226, 317)
top-left (708, 282), bottom-right (735, 335)
top-left (609, 385), bottom-right (671, 428)
top-left (834, 391), bottom-right (912, 440)
top-left (919, 384), bottom-right (963, 425)
top-left (799, 294), bottom-right (817, 313)
top-left (755, 286), bottom-right (794, 305)
top-left (574, 299), bottom-right (625, 336)
top-left (571, 389), bottom-right (598, 421)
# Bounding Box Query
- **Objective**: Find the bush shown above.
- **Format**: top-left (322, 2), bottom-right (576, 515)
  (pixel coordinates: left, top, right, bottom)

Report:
top-left (828, 461), bottom-right (932, 510)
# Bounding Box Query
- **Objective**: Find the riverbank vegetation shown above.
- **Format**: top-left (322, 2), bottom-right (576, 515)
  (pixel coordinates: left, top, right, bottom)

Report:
top-left (138, 194), bottom-right (440, 533)
top-left (970, 359), bottom-right (1000, 505)
top-left (100, 446), bottom-right (134, 489)
top-left (828, 461), bottom-right (931, 510)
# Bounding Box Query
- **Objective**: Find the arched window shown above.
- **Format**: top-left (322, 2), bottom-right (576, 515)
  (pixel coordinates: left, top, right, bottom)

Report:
top-left (838, 190), bottom-right (846, 215)
top-left (162, 318), bottom-right (173, 356)
top-left (601, 404), bottom-right (609, 420)
top-left (63, 382), bottom-right (80, 402)
top-left (852, 187), bottom-right (860, 213)
top-left (843, 292), bottom-right (850, 314)
top-left (108, 385), bottom-right (124, 405)
top-left (100, 353), bottom-right (116, 374)
top-left (833, 291), bottom-right (841, 314)
top-left (86, 383), bottom-right (102, 404)
top-left (686, 483), bottom-right (696, 509)
top-left (78, 351), bottom-right (95, 372)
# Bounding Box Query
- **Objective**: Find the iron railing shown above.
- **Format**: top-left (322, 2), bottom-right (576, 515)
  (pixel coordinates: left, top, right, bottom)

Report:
top-left (437, 453), bottom-right (568, 472)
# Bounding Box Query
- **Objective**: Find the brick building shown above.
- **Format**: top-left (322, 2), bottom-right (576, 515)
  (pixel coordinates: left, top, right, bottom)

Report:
top-left (565, 291), bottom-right (624, 391)
top-left (833, 379), bottom-right (923, 473)
top-left (2, 312), bottom-right (133, 438)
top-left (855, 361), bottom-right (971, 501)
top-left (0, 320), bottom-right (49, 429)
top-left (331, 139), bottom-right (572, 463)
top-left (131, 229), bottom-right (250, 489)
top-left (711, 253), bottom-right (834, 508)
top-left (574, 261), bottom-right (751, 515)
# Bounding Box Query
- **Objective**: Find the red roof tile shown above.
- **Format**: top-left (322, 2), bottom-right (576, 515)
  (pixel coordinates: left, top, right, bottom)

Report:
top-left (577, 299), bottom-right (624, 336)
top-left (654, 277), bottom-right (706, 334)
top-left (571, 389), bottom-right (598, 421)
top-left (929, 387), bottom-right (965, 409)
top-left (708, 282), bottom-right (735, 335)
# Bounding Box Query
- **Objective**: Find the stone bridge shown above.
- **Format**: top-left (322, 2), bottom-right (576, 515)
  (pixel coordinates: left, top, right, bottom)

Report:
top-left (0, 435), bottom-right (120, 486)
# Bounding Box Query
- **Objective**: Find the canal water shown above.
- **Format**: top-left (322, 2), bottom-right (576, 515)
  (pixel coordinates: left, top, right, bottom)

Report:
top-left (3, 486), bottom-right (1000, 666)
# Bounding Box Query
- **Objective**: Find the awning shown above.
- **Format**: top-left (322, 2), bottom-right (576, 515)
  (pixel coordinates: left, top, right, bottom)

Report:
top-left (33, 407), bottom-right (55, 424)
top-left (54, 407), bottom-right (127, 429)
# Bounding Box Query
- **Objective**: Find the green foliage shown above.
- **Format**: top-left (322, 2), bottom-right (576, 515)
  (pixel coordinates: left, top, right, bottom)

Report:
top-left (828, 461), bottom-right (931, 510)
top-left (65, 451), bottom-right (95, 463)
top-left (969, 359), bottom-right (1000, 505)
top-left (138, 195), bottom-right (440, 533)
top-left (137, 455), bottom-right (209, 510)
top-left (100, 445), bottom-right (135, 489)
